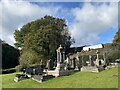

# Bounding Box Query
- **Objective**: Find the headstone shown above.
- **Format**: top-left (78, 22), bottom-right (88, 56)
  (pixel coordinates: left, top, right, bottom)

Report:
top-left (25, 67), bottom-right (33, 75)
top-left (14, 74), bottom-right (27, 82)
top-left (46, 59), bottom-right (51, 70)
top-left (32, 75), bottom-right (43, 83)
top-left (34, 66), bottom-right (43, 75)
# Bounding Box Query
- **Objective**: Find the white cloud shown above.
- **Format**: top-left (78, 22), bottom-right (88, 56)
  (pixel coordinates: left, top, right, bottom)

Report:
top-left (70, 2), bottom-right (118, 46)
top-left (0, 1), bottom-right (118, 47)
top-left (0, 0), bottom-right (61, 46)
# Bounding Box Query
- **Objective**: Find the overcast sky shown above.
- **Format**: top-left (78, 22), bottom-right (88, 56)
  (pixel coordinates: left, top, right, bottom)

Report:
top-left (0, 0), bottom-right (118, 47)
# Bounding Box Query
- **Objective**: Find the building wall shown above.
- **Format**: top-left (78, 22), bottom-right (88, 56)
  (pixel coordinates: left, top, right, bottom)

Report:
top-left (83, 44), bottom-right (103, 51)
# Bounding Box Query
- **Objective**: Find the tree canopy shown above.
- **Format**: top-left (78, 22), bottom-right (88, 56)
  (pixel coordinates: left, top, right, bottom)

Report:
top-left (14, 15), bottom-right (74, 67)
top-left (113, 28), bottom-right (120, 44)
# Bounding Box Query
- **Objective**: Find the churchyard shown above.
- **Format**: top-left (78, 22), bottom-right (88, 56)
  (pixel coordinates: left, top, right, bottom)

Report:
top-left (1, 44), bottom-right (120, 88)
top-left (1, 1), bottom-right (120, 88)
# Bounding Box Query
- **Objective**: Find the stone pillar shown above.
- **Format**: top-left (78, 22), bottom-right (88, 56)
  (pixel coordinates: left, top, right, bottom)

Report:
top-left (76, 52), bottom-right (79, 61)
top-left (96, 50), bottom-right (100, 66)
top-left (71, 60), bottom-right (74, 68)
top-left (70, 59), bottom-right (72, 66)
top-left (60, 52), bottom-right (62, 63)
top-left (82, 56), bottom-right (86, 66)
top-left (62, 51), bottom-right (65, 63)
top-left (97, 53), bottom-right (99, 60)
top-left (103, 53), bottom-right (106, 65)
top-left (55, 45), bottom-right (65, 71)
top-left (75, 59), bottom-right (79, 70)
top-left (89, 55), bottom-right (94, 66)
top-left (73, 59), bottom-right (76, 69)
top-left (57, 51), bottom-right (60, 63)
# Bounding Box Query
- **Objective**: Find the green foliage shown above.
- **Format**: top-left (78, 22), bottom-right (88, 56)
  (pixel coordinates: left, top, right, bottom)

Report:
top-left (14, 15), bottom-right (73, 49)
top-left (106, 49), bottom-right (120, 63)
top-left (2, 41), bottom-right (20, 69)
top-left (14, 15), bottom-right (74, 67)
top-left (19, 49), bottom-right (42, 67)
top-left (113, 28), bottom-right (120, 44)
top-left (15, 65), bottom-right (24, 72)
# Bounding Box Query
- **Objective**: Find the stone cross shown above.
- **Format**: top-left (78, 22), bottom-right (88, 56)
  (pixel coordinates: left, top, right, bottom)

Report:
top-left (55, 45), bottom-right (65, 71)
top-left (56, 45), bottom-right (65, 63)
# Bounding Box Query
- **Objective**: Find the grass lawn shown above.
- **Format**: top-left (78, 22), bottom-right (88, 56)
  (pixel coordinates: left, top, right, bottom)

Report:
top-left (1, 67), bottom-right (119, 88)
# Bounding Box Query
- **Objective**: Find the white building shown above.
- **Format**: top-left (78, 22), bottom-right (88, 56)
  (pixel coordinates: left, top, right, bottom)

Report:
top-left (83, 44), bottom-right (103, 51)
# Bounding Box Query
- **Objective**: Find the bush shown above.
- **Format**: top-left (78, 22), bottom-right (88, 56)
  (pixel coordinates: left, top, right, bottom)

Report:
top-left (106, 49), bottom-right (120, 63)
top-left (19, 49), bottom-right (44, 68)
top-left (15, 65), bottom-right (24, 72)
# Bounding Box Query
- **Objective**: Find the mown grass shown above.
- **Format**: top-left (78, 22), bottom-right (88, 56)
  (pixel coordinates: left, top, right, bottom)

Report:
top-left (1, 67), bottom-right (119, 88)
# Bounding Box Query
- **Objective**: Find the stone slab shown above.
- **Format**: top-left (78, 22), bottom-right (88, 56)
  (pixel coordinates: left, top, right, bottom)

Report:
top-left (81, 66), bottom-right (99, 72)
top-left (47, 70), bottom-right (78, 77)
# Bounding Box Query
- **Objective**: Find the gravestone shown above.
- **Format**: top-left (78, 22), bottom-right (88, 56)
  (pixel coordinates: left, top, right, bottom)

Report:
top-left (25, 66), bottom-right (43, 77)
top-left (14, 74), bottom-right (28, 82)
top-left (46, 59), bottom-right (51, 70)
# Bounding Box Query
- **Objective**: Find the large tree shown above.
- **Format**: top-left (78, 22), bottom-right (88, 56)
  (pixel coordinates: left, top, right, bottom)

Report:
top-left (14, 16), bottom-right (74, 66)
top-left (113, 28), bottom-right (120, 44)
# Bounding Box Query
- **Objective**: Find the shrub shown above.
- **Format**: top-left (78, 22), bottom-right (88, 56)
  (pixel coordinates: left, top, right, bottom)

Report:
top-left (106, 49), bottom-right (120, 63)
top-left (15, 65), bottom-right (24, 72)
top-left (19, 49), bottom-right (44, 68)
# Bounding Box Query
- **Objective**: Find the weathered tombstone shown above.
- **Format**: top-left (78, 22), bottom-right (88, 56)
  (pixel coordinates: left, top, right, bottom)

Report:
top-left (32, 75), bottom-right (43, 83)
top-left (46, 59), bottom-right (51, 70)
top-left (14, 74), bottom-right (27, 82)
top-left (25, 65), bottom-right (43, 77)
top-left (34, 65), bottom-right (43, 75)
top-left (25, 67), bottom-right (33, 76)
